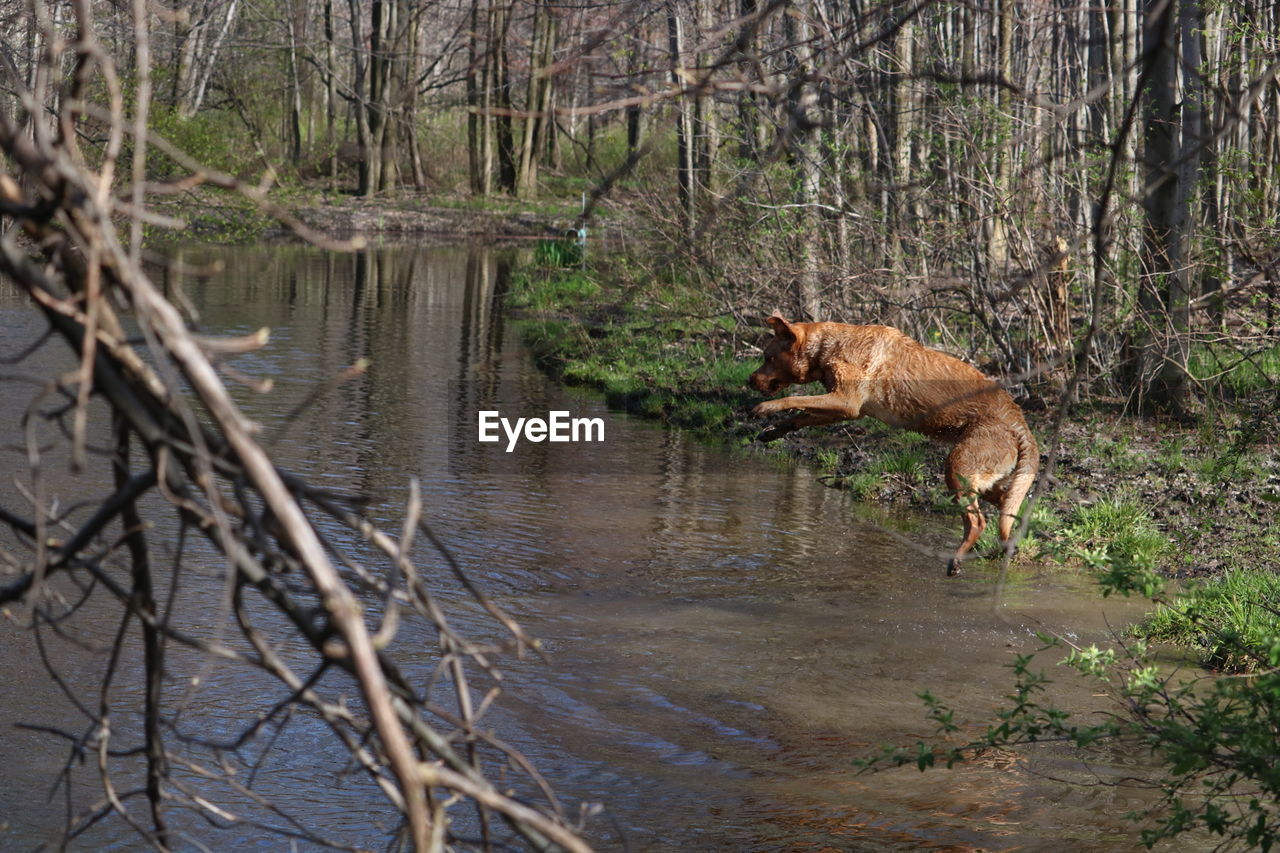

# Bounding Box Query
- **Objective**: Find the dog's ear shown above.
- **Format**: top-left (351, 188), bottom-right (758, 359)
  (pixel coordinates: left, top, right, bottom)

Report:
top-left (765, 312), bottom-right (798, 342)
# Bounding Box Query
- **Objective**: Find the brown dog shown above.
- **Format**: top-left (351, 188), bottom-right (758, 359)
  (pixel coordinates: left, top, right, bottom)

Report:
top-left (749, 313), bottom-right (1039, 575)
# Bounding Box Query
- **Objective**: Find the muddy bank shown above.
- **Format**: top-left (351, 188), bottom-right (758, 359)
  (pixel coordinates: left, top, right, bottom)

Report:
top-left (289, 196), bottom-right (578, 239)
top-left (150, 188), bottom-right (592, 243)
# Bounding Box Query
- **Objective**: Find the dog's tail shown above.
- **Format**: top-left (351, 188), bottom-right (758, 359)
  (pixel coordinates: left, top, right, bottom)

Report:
top-left (998, 427), bottom-right (1040, 544)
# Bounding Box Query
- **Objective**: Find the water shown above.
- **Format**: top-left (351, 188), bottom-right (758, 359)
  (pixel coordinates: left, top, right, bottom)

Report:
top-left (0, 244), bottom-right (1183, 851)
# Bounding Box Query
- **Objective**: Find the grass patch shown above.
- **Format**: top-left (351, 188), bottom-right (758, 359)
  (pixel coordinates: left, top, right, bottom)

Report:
top-left (820, 441), bottom-right (933, 505)
top-left (516, 270), bottom-right (601, 312)
top-left (533, 236), bottom-right (584, 268)
top-left (1191, 442), bottom-right (1268, 486)
top-left (840, 470), bottom-right (888, 501)
top-left (508, 265), bottom-right (755, 439)
top-left (878, 447), bottom-right (927, 484)
top-left (1154, 436), bottom-right (1188, 474)
top-left (1010, 501), bottom-right (1062, 560)
top-left (1061, 497), bottom-right (1169, 569)
top-left (1096, 433), bottom-right (1145, 474)
top-left (1189, 343), bottom-right (1280, 398)
top-left (815, 448), bottom-right (841, 472)
top-left (1134, 569), bottom-right (1280, 672)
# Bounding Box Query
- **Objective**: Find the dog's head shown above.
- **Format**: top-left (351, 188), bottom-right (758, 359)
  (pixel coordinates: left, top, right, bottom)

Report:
top-left (749, 313), bottom-right (810, 394)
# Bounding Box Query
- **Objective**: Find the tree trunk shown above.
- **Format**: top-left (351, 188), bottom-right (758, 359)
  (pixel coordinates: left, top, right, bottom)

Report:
top-left (467, 0), bottom-right (485, 194)
top-left (735, 0), bottom-right (761, 163)
top-left (181, 0), bottom-right (241, 118)
top-left (366, 0), bottom-right (390, 194)
top-left (887, 13), bottom-right (914, 276)
top-left (285, 0), bottom-right (304, 164)
top-left (325, 0), bottom-right (338, 191)
top-left (791, 1), bottom-right (820, 318)
top-left (517, 0), bottom-right (550, 198)
top-left (493, 0), bottom-right (517, 193)
top-left (987, 0), bottom-right (1013, 271)
top-left (668, 0), bottom-right (695, 236)
top-left (1137, 0), bottom-right (1189, 412)
top-left (376, 0), bottom-right (402, 194)
top-left (407, 7), bottom-right (425, 188)
top-left (693, 0), bottom-right (715, 201)
top-left (348, 0), bottom-right (374, 195)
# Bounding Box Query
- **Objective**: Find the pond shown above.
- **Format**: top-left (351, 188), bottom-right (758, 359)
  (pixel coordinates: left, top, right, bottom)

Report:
top-left (0, 244), bottom-right (1187, 851)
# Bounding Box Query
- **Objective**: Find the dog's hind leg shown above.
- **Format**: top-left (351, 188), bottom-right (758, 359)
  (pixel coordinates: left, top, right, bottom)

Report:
top-left (944, 426), bottom-right (1013, 575)
top-left (996, 437), bottom-right (1039, 554)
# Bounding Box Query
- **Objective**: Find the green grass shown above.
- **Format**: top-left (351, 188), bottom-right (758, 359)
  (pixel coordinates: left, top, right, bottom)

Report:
top-left (508, 266), bottom-right (754, 439)
top-left (878, 447), bottom-right (927, 484)
top-left (1191, 443), bottom-right (1268, 486)
top-left (1189, 343), bottom-right (1280, 397)
top-left (514, 271), bottom-right (601, 312)
top-left (819, 441), bottom-right (933, 506)
top-left (815, 448), bottom-right (841, 472)
top-left (1096, 434), bottom-right (1145, 474)
top-left (1061, 497), bottom-right (1169, 569)
top-left (840, 470), bottom-right (888, 501)
top-left (1134, 569), bottom-right (1280, 672)
top-left (1155, 437), bottom-right (1188, 474)
top-left (533, 237), bottom-right (584, 268)
top-left (1010, 501), bottom-right (1061, 559)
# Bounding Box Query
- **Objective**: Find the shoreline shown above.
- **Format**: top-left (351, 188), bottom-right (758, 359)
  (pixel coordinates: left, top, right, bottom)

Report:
top-left (147, 187), bottom-right (601, 244)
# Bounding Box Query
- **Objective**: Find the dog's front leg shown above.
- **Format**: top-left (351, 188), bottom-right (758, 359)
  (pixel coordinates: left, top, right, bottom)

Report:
top-left (756, 411), bottom-right (842, 442)
top-left (752, 393), bottom-right (859, 442)
top-left (752, 393), bottom-right (860, 420)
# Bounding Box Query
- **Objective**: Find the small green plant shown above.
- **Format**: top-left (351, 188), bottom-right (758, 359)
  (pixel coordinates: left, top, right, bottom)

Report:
top-left (1011, 501), bottom-right (1060, 558)
top-left (878, 447), bottom-right (926, 483)
top-left (1194, 444), bottom-right (1267, 486)
top-left (1155, 437), bottom-right (1187, 473)
top-left (1189, 342), bottom-right (1280, 398)
top-left (1095, 433), bottom-right (1144, 473)
top-left (532, 236), bottom-right (584, 268)
top-left (815, 448), bottom-right (841, 472)
top-left (841, 470), bottom-right (887, 501)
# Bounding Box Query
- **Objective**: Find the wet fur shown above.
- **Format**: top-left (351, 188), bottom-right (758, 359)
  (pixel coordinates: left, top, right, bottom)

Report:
top-left (749, 313), bottom-right (1039, 575)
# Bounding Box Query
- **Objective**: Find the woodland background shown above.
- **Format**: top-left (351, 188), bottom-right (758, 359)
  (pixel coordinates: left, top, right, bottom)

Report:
top-left (5, 0), bottom-right (1278, 412)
